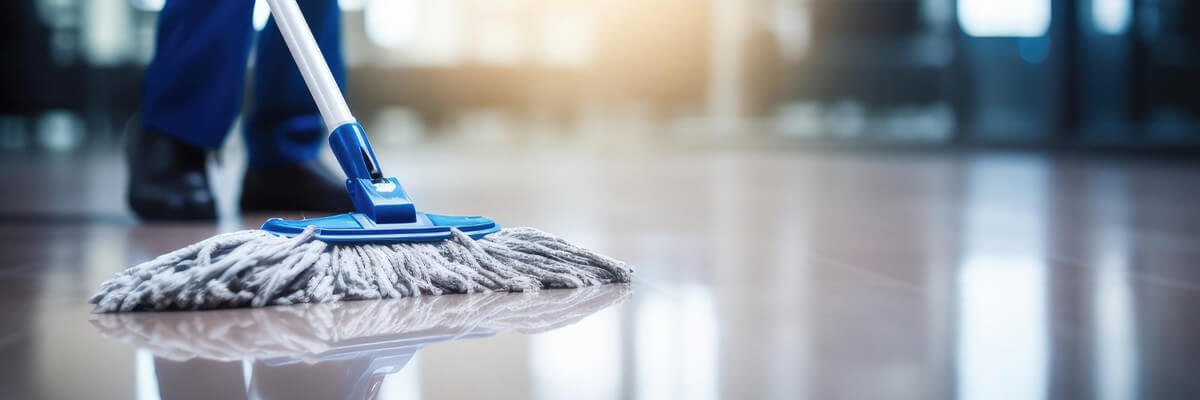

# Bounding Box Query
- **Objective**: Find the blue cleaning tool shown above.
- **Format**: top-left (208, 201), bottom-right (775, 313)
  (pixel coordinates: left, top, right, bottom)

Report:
top-left (258, 0), bottom-right (499, 242)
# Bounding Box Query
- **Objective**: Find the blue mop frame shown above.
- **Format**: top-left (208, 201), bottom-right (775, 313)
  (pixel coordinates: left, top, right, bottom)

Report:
top-left (260, 122), bottom-right (501, 242)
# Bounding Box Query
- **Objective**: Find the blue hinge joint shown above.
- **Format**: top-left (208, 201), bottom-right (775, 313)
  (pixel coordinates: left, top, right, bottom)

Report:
top-left (345, 177), bottom-right (417, 224)
top-left (328, 122), bottom-right (417, 224)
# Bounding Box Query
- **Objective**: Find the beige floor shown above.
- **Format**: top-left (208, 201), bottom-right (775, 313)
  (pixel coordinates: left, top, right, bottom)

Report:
top-left (1, 146), bottom-right (1199, 399)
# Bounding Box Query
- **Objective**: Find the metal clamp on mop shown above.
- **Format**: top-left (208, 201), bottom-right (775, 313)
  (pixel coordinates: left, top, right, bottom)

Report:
top-left (256, 0), bottom-right (499, 242)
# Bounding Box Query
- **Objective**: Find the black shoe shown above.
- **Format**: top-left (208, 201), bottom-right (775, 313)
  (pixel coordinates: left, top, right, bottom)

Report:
top-left (240, 162), bottom-right (354, 213)
top-left (126, 128), bottom-right (217, 221)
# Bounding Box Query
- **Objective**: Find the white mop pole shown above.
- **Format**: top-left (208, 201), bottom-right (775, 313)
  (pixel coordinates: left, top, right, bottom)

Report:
top-left (264, 0), bottom-right (356, 131)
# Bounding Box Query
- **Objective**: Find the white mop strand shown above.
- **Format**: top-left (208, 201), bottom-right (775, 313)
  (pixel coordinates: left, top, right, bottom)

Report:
top-left (90, 227), bottom-right (633, 312)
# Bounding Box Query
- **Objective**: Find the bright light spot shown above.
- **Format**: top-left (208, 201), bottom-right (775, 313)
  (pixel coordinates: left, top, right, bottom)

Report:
top-left (538, 10), bottom-right (594, 66)
top-left (474, 22), bottom-right (522, 65)
top-left (636, 286), bottom-right (718, 400)
top-left (957, 158), bottom-right (1049, 400)
top-left (129, 0), bottom-right (164, 12)
top-left (135, 350), bottom-right (161, 400)
top-left (957, 259), bottom-right (1048, 400)
top-left (36, 110), bottom-right (83, 152)
top-left (368, 0), bottom-right (462, 66)
top-left (531, 310), bottom-right (621, 400)
top-left (241, 360), bottom-right (252, 392)
top-left (773, 102), bottom-right (823, 138)
top-left (478, 0), bottom-right (522, 13)
top-left (1093, 231), bottom-right (1137, 400)
top-left (339, 0), bottom-right (366, 12)
top-left (376, 353), bottom-right (422, 400)
top-left (958, 0), bottom-right (1051, 37)
top-left (372, 107), bottom-right (425, 144)
top-left (83, 0), bottom-right (132, 66)
top-left (1086, 175), bottom-right (1137, 400)
top-left (365, 0), bottom-right (422, 49)
top-left (408, 0), bottom-right (462, 65)
top-left (1093, 0), bottom-right (1131, 34)
top-left (253, 0), bottom-right (270, 32)
top-left (769, 0), bottom-right (810, 60)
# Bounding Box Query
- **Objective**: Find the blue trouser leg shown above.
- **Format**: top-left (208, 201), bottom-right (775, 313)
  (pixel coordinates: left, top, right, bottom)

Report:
top-left (141, 0), bottom-right (255, 148)
top-left (245, 0), bottom-right (343, 166)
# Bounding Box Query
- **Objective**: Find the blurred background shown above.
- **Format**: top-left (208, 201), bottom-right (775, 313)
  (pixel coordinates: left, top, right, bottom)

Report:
top-left (4, 2), bottom-right (1200, 399)
top-left (1, 0), bottom-right (1197, 155)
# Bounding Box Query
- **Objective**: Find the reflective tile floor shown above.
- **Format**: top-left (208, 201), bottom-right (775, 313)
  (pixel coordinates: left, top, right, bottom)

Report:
top-left (1, 148), bottom-right (1199, 399)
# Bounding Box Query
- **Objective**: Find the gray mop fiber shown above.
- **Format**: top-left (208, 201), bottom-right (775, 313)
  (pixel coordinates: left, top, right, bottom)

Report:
top-left (90, 226), bottom-right (632, 312)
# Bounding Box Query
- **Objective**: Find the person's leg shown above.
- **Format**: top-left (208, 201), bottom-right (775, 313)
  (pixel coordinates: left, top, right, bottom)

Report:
top-left (141, 0), bottom-right (256, 148)
top-left (130, 0), bottom-right (255, 220)
top-left (245, 0), bottom-right (344, 165)
top-left (241, 0), bottom-right (352, 213)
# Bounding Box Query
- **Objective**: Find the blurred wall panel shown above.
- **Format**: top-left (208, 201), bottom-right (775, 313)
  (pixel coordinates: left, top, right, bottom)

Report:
top-left (0, 0), bottom-right (1198, 152)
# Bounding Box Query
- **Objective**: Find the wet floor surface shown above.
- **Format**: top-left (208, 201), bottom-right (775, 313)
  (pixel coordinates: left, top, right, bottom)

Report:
top-left (1, 148), bottom-right (1199, 399)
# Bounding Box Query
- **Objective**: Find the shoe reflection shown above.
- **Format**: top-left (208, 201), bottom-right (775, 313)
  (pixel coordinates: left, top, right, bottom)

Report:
top-left (90, 285), bottom-right (631, 400)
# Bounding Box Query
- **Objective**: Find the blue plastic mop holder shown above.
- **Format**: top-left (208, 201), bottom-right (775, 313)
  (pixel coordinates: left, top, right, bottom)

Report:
top-left (260, 122), bottom-right (501, 243)
top-left (260, 212), bottom-right (500, 242)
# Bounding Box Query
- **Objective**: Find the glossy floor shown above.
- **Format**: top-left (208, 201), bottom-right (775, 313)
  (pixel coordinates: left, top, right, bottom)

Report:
top-left (1, 148), bottom-right (1199, 399)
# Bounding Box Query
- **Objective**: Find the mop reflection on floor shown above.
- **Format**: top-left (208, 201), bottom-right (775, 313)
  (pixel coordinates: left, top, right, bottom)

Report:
top-left (90, 285), bottom-right (631, 400)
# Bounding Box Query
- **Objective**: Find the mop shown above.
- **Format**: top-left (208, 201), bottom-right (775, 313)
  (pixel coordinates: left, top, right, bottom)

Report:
top-left (89, 0), bottom-right (632, 313)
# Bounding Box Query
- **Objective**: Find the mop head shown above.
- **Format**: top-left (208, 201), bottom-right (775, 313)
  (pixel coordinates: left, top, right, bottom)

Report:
top-left (90, 226), bottom-right (632, 312)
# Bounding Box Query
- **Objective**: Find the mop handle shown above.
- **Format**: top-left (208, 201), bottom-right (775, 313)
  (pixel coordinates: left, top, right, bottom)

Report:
top-left (266, 0), bottom-right (387, 182)
top-left (264, 0), bottom-right (355, 131)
